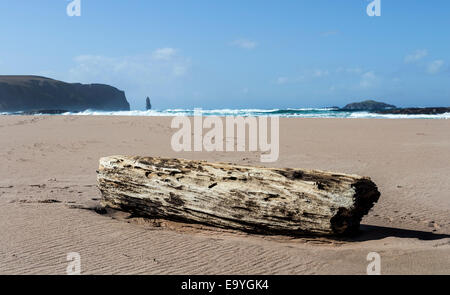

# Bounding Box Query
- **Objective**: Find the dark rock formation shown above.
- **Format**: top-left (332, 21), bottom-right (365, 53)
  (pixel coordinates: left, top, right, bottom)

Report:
top-left (342, 100), bottom-right (396, 111)
top-left (0, 76), bottom-right (130, 112)
top-left (146, 97), bottom-right (152, 110)
top-left (376, 107), bottom-right (450, 115)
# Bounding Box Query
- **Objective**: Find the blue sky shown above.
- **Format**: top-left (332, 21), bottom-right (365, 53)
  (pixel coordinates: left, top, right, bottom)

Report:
top-left (1, 0), bottom-right (449, 109)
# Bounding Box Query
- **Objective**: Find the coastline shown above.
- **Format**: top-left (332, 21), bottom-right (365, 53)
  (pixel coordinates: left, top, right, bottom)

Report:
top-left (0, 115), bottom-right (449, 274)
top-left (2, 108), bottom-right (450, 119)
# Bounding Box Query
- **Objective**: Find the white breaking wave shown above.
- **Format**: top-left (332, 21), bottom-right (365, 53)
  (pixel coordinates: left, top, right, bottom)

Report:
top-left (1, 109), bottom-right (449, 119)
top-left (62, 109), bottom-right (450, 119)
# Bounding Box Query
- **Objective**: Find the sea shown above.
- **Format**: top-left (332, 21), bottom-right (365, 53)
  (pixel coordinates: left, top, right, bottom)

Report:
top-left (1, 108), bottom-right (450, 119)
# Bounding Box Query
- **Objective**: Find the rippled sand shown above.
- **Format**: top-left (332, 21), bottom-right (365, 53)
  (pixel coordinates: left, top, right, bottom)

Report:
top-left (0, 116), bottom-right (448, 274)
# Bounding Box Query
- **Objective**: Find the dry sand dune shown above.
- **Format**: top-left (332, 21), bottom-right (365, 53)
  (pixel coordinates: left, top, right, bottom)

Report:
top-left (0, 116), bottom-right (449, 274)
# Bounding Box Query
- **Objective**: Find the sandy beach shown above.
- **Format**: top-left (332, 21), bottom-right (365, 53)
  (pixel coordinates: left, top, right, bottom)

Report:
top-left (0, 115), bottom-right (449, 275)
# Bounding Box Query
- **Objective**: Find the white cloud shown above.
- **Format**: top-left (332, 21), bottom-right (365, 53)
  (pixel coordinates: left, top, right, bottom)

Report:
top-left (404, 49), bottom-right (428, 63)
top-left (276, 77), bottom-right (289, 85)
top-left (67, 50), bottom-right (191, 108)
top-left (275, 67), bottom-right (378, 90)
top-left (230, 39), bottom-right (257, 50)
top-left (360, 71), bottom-right (377, 88)
top-left (427, 60), bottom-right (444, 74)
top-left (173, 65), bottom-right (187, 77)
top-left (336, 67), bottom-right (363, 74)
top-left (69, 49), bottom-right (190, 83)
top-left (152, 47), bottom-right (177, 60)
top-left (312, 69), bottom-right (329, 77)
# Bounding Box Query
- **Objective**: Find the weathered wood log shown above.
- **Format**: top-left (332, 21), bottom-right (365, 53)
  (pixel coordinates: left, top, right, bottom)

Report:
top-left (97, 156), bottom-right (380, 236)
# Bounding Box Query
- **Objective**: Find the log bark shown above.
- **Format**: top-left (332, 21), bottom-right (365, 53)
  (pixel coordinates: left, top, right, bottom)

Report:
top-left (97, 156), bottom-right (380, 236)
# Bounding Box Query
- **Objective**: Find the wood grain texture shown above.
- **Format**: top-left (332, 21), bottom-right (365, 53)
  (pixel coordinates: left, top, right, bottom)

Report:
top-left (97, 156), bottom-right (380, 236)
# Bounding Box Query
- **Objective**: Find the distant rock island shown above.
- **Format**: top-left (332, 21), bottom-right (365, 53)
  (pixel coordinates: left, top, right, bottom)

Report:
top-left (0, 76), bottom-right (130, 113)
top-left (341, 100), bottom-right (396, 111)
top-left (341, 100), bottom-right (449, 115)
top-left (376, 107), bottom-right (450, 115)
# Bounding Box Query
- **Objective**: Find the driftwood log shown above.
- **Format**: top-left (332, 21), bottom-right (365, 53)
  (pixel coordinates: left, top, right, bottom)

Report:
top-left (97, 156), bottom-right (380, 236)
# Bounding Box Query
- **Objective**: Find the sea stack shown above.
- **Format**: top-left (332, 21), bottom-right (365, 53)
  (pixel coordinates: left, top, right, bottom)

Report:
top-left (146, 97), bottom-right (152, 110)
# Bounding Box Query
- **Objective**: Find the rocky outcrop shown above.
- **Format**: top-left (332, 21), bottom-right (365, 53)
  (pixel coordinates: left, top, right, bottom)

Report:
top-left (342, 100), bottom-right (396, 111)
top-left (376, 107), bottom-right (450, 115)
top-left (0, 76), bottom-right (130, 112)
top-left (146, 97), bottom-right (152, 110)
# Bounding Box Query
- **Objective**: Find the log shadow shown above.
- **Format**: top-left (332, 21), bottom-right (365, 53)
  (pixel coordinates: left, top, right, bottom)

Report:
top-left (86, 206), bottom-right (449, 242)
top-left (344, 224), bottom-right (450, 242)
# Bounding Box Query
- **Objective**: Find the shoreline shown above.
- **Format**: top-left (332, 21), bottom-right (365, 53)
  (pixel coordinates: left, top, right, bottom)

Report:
top-left (1, 111), bottom-right (450, 119)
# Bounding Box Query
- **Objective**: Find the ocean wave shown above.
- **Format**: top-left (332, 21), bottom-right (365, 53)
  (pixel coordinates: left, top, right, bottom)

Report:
top-left (1, 109), bottom-right (449, 119)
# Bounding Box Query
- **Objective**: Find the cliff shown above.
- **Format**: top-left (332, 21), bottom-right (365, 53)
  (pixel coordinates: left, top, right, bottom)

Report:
top-left (0, 76), bottom-right (130, 112)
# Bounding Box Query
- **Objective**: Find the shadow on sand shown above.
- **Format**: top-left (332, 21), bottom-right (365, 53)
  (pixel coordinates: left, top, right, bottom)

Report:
top-left (346, 224), bottom-right (450, 242)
